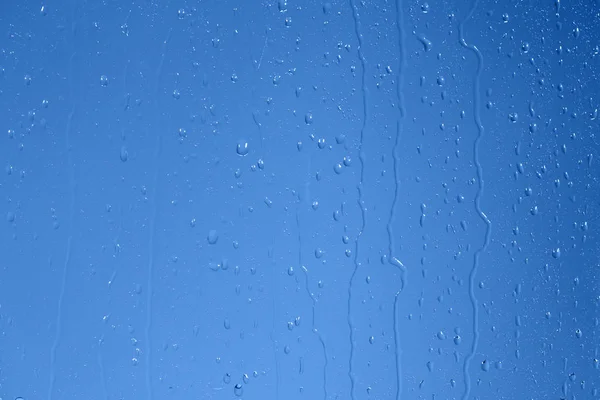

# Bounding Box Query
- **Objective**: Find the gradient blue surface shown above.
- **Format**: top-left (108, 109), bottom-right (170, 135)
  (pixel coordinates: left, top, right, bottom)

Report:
top-left (1, 0), bottom-right (599, 399)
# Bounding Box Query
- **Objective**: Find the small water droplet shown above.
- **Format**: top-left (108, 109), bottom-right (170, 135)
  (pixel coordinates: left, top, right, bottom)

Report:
top-left (234, 383), bottom-right (243, 396)
top-left (207, 230), bottom-right (219, 244)
top-left (236, 141), bottom-right (249, 156)
top-left (100, 75), bottom-right (109, 86)
top-left (305, 113), bottom-right (313, 124)
top-left (481, 360), bottom-right (489, 371)
top-left (120, 146), bottom-right (128, 162)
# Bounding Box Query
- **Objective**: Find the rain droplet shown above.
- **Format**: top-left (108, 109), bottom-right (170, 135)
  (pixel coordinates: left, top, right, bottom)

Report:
top-left (236, 141), bottom-right (249, 156)
top-left (234, 383), bottom-right (243, 396)
top-left (207, 230), bottom-right (219, 245)
top-left (100, 75), bottom-right (109, 86)
top-left (120, 146), bottom-right (128, 162)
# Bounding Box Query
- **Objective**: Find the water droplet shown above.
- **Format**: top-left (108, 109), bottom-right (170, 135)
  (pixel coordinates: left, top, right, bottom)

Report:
top-left (278, 0), bottom-right (288, 12)
top-left (100, 75), bottom-right (109, 86)
top-left (177, 8), bottom-right (186, 19)
top-left (234, 383), bottom-right (243, 396)
top-left (236, 141), bottom-right (249, 156)
top-left (305, 113), bottom-right (313, 124)
top-left (575, 329), bottom-right (582, 338)
top-left (207, 230), bottom-right (219, 244)
top-left (231, 73), bottom-right (238, 83)
top-left (509, 112), bottom-right (518, 123)
top-left (416, 34), bottom-right (432, 51)
top-left (420, 2), bottom-right (429, 13)
top-left (24, 75), bottom-right (32, 85)
top-left (502, 13), bottom-right (509, 23)
top-left (552, 247), bottom-right (561, 259)
top-left (530, 206), bottom-right (538, 216)
top-left (333, 210), bottom-right (341, 221)
top-left (223, 373), bottom-right (232, 384)
top-left (481, 360), bottom-right (489, 371)
top-left (120, 146), bottom-right (128, 162)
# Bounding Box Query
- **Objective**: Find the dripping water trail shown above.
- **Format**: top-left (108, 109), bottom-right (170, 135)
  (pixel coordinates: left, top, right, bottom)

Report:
top-left (145, 29), bottom-right (171, 400)
top-left (48, 44), bottom-right (77, 400)
top-left (347, 0), bottom-right (368, 398)
top-left (387, 0), bottom-right (409, 398)
top-left (269, 250), bottom-right (280, 399)
top-left (457, 1), bottom-right (492, 399)
top-left (97, 345), bottom-right (109, 400)
top-left (296, 207), bottom-right (328, 400)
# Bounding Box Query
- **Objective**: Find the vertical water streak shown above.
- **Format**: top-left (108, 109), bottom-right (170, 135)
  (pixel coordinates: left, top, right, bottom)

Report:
top-left (347, 1), bottom-right (369, 398)
top-left (386, 0), bottom-right (409, 398)
top-left (296, 209), bottom-right (328, 400)
top-left (457, 2), bottom-right (492, 399)
top-left (48, 22), bottom-right (77, 399)
top-left (145, 29), bottom-right (171, 400)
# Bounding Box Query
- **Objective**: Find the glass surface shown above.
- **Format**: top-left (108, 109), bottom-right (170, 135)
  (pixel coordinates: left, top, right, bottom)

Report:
top-left (1, 1), bottom-right (599, 399)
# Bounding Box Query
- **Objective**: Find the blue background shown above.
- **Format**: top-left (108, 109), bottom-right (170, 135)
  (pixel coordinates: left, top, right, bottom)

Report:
top-left (1, 0), bottom-right (599, 399)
